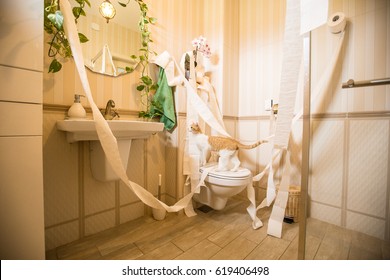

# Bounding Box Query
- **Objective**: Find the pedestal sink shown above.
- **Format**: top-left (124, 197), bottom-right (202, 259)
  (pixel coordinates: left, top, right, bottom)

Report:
top-left (56, 119), bottom-right (164, 143)
top-left (56, 119), bottom-right (164, 181)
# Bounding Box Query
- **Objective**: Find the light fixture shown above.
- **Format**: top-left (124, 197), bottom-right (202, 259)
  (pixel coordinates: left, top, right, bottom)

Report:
top-left (99, 0), bottom-right (116, 23)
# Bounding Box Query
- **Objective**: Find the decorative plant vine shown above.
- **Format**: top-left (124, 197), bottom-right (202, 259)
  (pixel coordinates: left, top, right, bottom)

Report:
top-left (44, 0), bottom-right (162, 120)
top-left (128, 0), bottom-right (161, 119)
top-left (44, 0), bottom-right (90, 73)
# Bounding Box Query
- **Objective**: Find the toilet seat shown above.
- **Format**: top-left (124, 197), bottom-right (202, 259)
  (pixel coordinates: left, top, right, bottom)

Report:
top-left (200, 164), bottom-right (252, 186)
top-left (194, 164), bottom-right (252, 210)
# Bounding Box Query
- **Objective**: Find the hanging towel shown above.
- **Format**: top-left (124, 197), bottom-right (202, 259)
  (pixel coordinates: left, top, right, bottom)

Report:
top-left (152, 67), bottom-right (176, 131)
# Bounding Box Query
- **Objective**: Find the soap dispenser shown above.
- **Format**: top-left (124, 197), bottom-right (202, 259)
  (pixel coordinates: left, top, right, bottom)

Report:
top-left (67, 94), bottom-right (86, 120)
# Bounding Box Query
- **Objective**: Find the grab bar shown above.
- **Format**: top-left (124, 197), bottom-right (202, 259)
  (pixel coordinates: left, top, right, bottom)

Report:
top-left (342, 77), bottom-right (390, 89)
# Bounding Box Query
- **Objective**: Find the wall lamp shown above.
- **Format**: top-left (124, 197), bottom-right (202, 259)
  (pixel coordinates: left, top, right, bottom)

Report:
top-left (99, 0), bottom-right (116, 23)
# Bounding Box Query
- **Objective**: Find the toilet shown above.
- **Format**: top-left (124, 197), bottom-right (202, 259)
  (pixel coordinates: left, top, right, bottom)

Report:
top-left (193, 163), bottom-right (252, 210)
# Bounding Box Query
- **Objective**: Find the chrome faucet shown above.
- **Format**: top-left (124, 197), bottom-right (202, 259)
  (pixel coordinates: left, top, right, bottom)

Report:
top-left (101, 99), bottom-right (120, 120)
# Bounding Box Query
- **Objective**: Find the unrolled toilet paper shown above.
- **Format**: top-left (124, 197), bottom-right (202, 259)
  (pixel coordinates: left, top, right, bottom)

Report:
top-left (300, 0), bottom-right (328, 35)
top-left (328, 12), bottom-right (347, 34)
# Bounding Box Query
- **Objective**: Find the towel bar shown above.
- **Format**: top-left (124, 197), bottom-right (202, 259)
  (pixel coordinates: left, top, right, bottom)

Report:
top-left (342, 77), bottom-right (390, 88)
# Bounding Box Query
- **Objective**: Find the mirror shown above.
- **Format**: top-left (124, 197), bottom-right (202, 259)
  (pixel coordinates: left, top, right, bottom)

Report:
top-left (77, 0), bottom-right (141, 76)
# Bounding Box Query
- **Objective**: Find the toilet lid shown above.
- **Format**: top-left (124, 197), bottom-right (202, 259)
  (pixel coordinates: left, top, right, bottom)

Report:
top-left (200, 164), bottom-right (252, 180)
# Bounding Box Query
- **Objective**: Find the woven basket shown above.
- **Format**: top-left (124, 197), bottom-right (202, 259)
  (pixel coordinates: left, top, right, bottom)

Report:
top-left (285, 185), bottom-right (301, 222)
top-left (277, 185), bottom-right (301, 223)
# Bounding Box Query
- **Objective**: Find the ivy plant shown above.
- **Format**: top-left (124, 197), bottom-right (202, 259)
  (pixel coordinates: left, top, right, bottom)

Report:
top-left (44, 0), bottom-right (161, 120)
top-left (44, 0), bottom-right (90, 73)
top-left (126, 0), bottom-right (160, 119)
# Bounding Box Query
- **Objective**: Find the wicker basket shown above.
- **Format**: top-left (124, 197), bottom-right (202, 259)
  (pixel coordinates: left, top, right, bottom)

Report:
top-left (277, 185), bottom-right (301, 223)
top-left (285, 185), bottom-right (301, 222)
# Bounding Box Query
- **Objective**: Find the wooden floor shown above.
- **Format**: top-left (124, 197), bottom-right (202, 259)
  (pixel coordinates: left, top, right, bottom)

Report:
top-left (46, 198), bottom-right (390, 260)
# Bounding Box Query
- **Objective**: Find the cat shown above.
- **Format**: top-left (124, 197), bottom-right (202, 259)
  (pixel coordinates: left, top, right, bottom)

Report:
top-left (189, 123), bottom-right (267, 172)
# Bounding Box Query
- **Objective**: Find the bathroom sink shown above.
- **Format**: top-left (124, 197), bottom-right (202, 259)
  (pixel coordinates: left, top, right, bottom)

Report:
top-left (56, 119), bottom-right (164, 143)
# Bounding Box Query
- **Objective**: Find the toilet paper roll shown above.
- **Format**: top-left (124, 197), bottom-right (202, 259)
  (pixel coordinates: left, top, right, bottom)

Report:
top-left (327, 12), bottom-right (347, 34)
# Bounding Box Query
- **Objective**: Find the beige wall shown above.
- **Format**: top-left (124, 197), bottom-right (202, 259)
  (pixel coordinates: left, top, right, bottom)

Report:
top-left (43, 0), bottom-right (390, 251)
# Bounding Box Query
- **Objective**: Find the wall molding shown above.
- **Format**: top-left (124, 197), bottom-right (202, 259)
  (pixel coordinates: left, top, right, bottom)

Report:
top-left (313, 111), bottom-right (390, 119)
top-left (44, 104), bottom-right (390, 120)
top-left (220, 111), bottom-right (390, 121)
top-left (43, 103), bottom-right (140, 117)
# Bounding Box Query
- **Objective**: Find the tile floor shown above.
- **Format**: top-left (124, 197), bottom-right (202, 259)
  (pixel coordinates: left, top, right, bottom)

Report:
top-left (46, 198), bottom-right (390, 260)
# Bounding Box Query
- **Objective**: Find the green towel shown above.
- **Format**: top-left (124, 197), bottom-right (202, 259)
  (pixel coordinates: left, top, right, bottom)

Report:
top-left (152, 67), bottom-right (176, 131)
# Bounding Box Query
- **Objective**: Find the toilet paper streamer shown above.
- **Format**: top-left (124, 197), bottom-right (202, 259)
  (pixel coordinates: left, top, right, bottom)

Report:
top-left (292, 14), bottom-right (346, 124)
top-left (248, 0), bottom-right (302, 238)
top-left (300, 0), bottom-right (328, 35)
top-left (269, 0), bottom-right (302, 236)
top-left (327, 12), bottom-right (347, 34)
